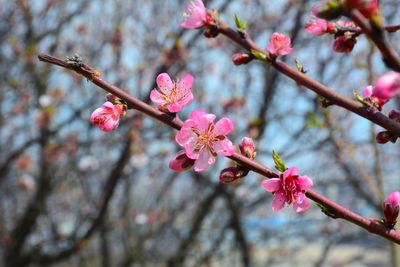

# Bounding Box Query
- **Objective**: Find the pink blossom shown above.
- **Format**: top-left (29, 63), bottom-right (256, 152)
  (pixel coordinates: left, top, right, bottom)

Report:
top-left (262, 167), bottom-right (313, 212)
top-left (346, 0), bottom-right (378, 19)
top-left (363, 72), bottom-right (400, 109)
top-left (90, 101), bottom-right (123, 132)
top-left (169, 150), bottom-right (195, 172)
top-left (383, 191), bottom-right (400, 228)
top-left (181, 0), bottom-right (210, 29)
top-left (306, 17), bottom-right (329, 35)
top-left (267, 32), bottom-right (293, 56)
top-left (175, 109), bottom-right (235, 172)
top-left (332, 33), bottom-right (357, 53)
top-left (150, 73), bottom-right (194, 113)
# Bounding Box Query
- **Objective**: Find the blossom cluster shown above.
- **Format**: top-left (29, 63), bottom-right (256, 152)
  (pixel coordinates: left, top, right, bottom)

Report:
top-left (87, 0), bottom-right (400, 218)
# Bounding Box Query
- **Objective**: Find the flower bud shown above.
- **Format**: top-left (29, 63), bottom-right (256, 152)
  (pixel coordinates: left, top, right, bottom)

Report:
top-left (383, 191), bottom-right (400, 228)
top-left (389, 109), bottom-right (400, 122)
top-left (332, 33), bottom-right (357, 53)
top-left (375, 131), bottom-right (397, 144)
top-left (219, 166), bottom-right (249, 183)
top-left (239, 137), bottom-right (256, 159)
top-left (232, 53), bottom-right (252, 65)
top-left (169, 150), bottom-right (195, 172)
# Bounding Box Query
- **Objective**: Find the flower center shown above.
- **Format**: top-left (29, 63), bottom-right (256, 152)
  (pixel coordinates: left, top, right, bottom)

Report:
top-left (191, 123), bottom-right (225, 157)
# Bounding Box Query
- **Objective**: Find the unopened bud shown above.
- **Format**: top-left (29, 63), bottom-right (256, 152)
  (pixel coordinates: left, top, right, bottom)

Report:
top-left (383, 191), bottom-right (400, 228)
top-left (388, 109), bottom-right (400, 122)
top-left (239, 137), bottom-right (256, 159)
top-left (232, 53), bottom-right (252, 65)
top-left (169, 150), bottom-right (195, 172)
top-left (376, 131), bottom-right (397, 144)
top-left (203, 25), bottom-right (219, 38)
top-left (219, 166), bottom-right (249, 184)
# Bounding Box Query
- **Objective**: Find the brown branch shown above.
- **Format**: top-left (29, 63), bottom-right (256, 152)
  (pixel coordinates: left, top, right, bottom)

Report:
top-left (213, 18), bottom-right (400, 138)
top-left (38, 53), bottom-right (400, 245)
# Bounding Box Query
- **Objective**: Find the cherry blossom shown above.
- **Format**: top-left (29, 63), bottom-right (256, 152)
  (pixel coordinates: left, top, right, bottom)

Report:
top-left (267, 32), bottom-right (293, 56)
top-left (90, 101), bottom-right (123, 132)
top-left (346, 0), bottom-right (378, 18)
top-left (306, 17), bottom-right (331, 35)
top-left (150, 73), bottom-right (194, 113)
top-left (181, 0), bottom-right (211, 29)
top-left (174, 109), bottom-right (235, 172)
top-left (363, 72), bottom-right (400, 110)
top-left (262, 167), bottom-right (313, 212)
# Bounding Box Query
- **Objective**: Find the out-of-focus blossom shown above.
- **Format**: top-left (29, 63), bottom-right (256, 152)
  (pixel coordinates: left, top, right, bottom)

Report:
top-left (267, 32), bottom-right (293, 56)
top-left (150, 73), bottom-right (194, 113)
top-left (383, 191), bottom-right (400, 228)
top-left (346, 0), bottom-right (378, 18)
top-left (363, 72), bottom-right (400, 110)
top-left (90, 101), bottom-right (123, 132)
top-left (174, 109), bottom-right (235, 172)
top-left (181, 0), bottom-right (211, 29)
top-left (169, 150), bottom-right (195, 171)
top-left (262, 167), bottom-right (313, 212)
top-left (306, 17), bottom-right (333, 35)
top-left (332, 33), bottom-right (357, 53)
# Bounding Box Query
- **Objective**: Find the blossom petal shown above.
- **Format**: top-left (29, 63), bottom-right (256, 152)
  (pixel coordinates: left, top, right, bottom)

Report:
top-left (283, 167), bottom-right (299, 180)
top-left (193, 149), bottom-right (214, 172)
top-left (150, 89), bottom-right (167, 106)
top-left (297, 175), bottom-right (313, 191)
top-left (262, 178), bottom-right (282, 192)
top-left (156, 73), bottom-right (174, 94)
top-left (271, 190), bottom-right (286, 212)
top-left (214, 118), bottom-right (234, 136)
top-left (176, 92), bottom-right (194, 107)
top-left (168, 102), bottom-right (183, 113)
top-left (176, 126), bottom-right (196, 147)
top-left (214, 139), bottom-right (235, 156)
top-left (362, 85), bottom-right (373, 98)
top-left (178, 74), bottom-right (194, 92)
top-left (293, 198), bottom-right (310, 213)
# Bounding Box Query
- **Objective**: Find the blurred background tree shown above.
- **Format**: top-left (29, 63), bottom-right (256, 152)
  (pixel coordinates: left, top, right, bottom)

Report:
top-left (0, 0), bottom-right (399, 266)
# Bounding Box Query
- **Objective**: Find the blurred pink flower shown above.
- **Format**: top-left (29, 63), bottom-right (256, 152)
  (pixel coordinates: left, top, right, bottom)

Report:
top-left (262, 167), bottom-right (313, 212)
top-left (363, 72), bottom-right (400, 109)
top-left (267, 32), bottom-right (293, 56)
top-left (150, 73), bottom-right (194, 113)
top-left (383, 191), bottom-right (400, 228)
top-left (181, 0), bottom-right (210, 29)
top-left (306, 17), bottom-right (330, 35)
top-left (346, 0), bottom-right (378, 18)
top-left (169, 150), bottom-right (195, 171)
top-left (175, 109), bottom-right (235, 172)
top-left (332, 33), bottom-right (357, 53)
top-left (90, 101), bottom-right (123, 132)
